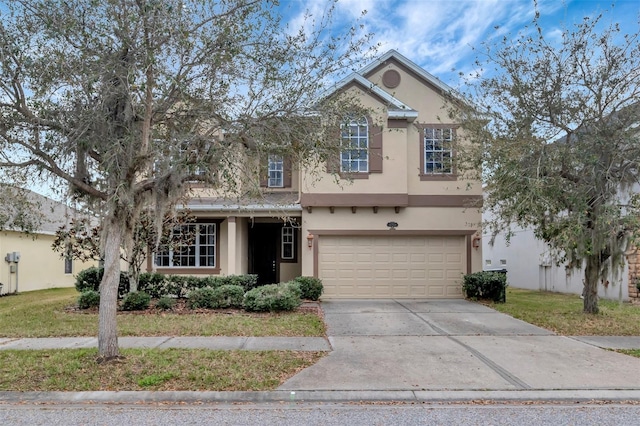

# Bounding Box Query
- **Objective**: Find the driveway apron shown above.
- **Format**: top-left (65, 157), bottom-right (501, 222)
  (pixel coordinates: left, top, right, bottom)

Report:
top-left (279, 299), bottom-right (640, 391)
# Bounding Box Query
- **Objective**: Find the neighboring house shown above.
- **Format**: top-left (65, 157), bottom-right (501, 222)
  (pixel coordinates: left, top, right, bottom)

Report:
top-left (483, 162), bottom-right (640, 301)
top-left (0, 189), bottom-right (95, 295)
top-left (482, 221), bottom-right (632, 301)
top-left (146, 50), bottom-right (483, 299)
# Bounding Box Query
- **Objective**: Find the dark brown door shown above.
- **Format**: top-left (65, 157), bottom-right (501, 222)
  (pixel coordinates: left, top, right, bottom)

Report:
top-left (249, 224), bottom-right (280, 285)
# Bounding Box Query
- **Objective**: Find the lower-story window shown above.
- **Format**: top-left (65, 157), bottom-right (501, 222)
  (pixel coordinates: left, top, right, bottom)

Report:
top-left (155, 223), bottom-right (216, 268)
top-left (281, 226), bottom-right (294, 260)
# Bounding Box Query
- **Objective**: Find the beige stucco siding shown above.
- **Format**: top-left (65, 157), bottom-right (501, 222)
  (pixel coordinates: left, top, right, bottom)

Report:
top-left (0, 231), bottom-right (95, 294)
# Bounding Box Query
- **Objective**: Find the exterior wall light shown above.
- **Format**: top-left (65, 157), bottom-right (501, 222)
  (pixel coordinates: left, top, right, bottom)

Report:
top-left (472, 235), bottom-right (481, 249)
top-left (307, 233), bottom-right (314, 248)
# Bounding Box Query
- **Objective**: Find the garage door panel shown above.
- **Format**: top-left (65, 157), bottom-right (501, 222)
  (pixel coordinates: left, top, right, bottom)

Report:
top-left (319, 235), bottom-right (465, 299)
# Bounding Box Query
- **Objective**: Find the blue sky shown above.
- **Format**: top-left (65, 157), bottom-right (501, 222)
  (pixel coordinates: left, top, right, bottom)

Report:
top-left (280, 0), bottom-right (640, 88)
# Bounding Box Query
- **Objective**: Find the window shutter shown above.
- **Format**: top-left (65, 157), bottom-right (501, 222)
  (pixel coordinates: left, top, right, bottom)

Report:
top-left (369, 124), bottom-right (383, 173)
top-left (284, 157), bottom-right (292, 187)
top-left (259, 156), bottom-right (268, 187)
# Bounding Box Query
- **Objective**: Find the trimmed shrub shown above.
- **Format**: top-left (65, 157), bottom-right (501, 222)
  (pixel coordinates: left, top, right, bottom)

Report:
top-left (282, 280), bottom-right (302, 299)
top-left (462, 271), bottom-right (507, 303)
top-left (137, 274), bottom-right (260, 298)
top-left (74, 266), bottom-right (130, 298)
top-left (75, 267), bottom-right (102, 293)
top-left (210, 285), bottom-right (245, 309)
top-left (293, 276), bottom-right (323, 301)
top-left (187, 287), bottom-right (217, 309)
top-left (121, 291), bottom-right (151, 311)
top-left (155, 296), bottom-right (176, 310)
top-left (77, 290), bottom-right (100, 309)
top-left (138, 272), bottom-right (171, 299)
top-left (243, 283), bottom-right (301, 312)
top-left (204, 274), bottom-right (259, 291)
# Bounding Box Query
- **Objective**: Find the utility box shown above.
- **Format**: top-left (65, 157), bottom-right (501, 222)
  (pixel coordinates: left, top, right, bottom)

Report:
top-left (4, 252), bottom-right (20, 263)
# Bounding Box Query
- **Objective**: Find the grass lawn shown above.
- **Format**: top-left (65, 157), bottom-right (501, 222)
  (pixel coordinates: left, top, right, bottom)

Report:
top-left (0, 288), bottom-right (325, 337)
top-left (0, 288), bottom-right (327, 391)
top-left (487, 288), bottom-right (640, 336)
top-left (0, 348), bottom-right (324, 391)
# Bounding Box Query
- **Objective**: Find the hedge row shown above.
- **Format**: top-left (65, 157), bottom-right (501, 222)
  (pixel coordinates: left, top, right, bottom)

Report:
top-left (75, 267), bottom-right (324, 313)
top-left (78, 280), bottom-right (315, 313)
top-left (74, 267), bottom-right (259, 299)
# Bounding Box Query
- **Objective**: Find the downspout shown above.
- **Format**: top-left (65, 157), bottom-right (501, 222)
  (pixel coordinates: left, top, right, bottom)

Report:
top-left (294, 160), bottom-right (302, 205)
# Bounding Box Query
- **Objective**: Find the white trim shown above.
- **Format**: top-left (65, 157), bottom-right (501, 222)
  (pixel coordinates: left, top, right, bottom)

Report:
top-left (358, 49), bottom-right (456, 95)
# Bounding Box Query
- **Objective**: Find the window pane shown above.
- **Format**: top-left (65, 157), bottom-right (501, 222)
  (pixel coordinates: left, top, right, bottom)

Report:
top-left (424, 127), bottom-right (453, 174)
top-left (340, 116), bottom-right (369, 173)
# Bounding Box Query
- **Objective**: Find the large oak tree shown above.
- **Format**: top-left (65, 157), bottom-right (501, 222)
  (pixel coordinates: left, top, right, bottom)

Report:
top-left (0, 0), bottom-right (374, 360)
top-left (453, 9), bottom-right (640, 313)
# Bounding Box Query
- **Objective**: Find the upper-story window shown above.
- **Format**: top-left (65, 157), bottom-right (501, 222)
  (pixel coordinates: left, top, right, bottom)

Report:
top-left (420, 125), bottom-right (457, 180)
top-left (340, 116), bottom-right (369, 173)
top-left (268, 155), bottom-right (284, 188)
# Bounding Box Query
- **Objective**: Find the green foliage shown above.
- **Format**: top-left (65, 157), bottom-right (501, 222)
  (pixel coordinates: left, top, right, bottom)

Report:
top-left (210, 285), bottom-right (245, 309)
top-left (452, 10), bottom-right (640, 314)
top-left (121, 291), bottom-right (151, 311)
top-left (293, 276), bottom-right (323, 300)
top-left (74, 267), bottom-right (102, 293)
top-left (154, 296), bottom-right (176, 311)
top-left (74, 267), bottom-right (130, 298)
top-left (138, 274), bottom-right (257, 298)
top-left (77, 290), bottom-right (100, 309)
top-left (137, 273), bottom-right (171, 299)
top-left (211, 274), bottom-right (259, 292)
top-left (186, 287), bottom-right (217, 309)
top-left (462, 272), bottom-right (507, 303)
top-left (243, 283), bottom-right (302, 312)
top-left (187, 285), bottom-right (244, 309)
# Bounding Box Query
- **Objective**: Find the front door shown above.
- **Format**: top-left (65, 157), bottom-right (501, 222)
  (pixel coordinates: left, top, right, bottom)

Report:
top-left (249, 224), bottom-right (280, 285)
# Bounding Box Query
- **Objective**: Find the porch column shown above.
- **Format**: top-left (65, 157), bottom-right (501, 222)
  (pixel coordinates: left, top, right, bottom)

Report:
top-left (227, 217), bottom-right (237, 275)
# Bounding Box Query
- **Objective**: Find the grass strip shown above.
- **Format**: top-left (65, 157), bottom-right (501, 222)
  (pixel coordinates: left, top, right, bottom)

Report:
top-left (0, 348), bottom-right (324, 391)
top-left (618, 349), bottom-right (640, 358)
top-left (487, 288), bottom-right (640, 336)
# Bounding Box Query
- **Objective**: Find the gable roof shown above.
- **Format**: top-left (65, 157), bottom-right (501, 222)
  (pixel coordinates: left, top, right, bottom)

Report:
top-left (322, 50), bottom-right (461, 121)
top-left (327, 72), bottom-right (418, 120)
top-left (359, 49), bottom-right (456, 95)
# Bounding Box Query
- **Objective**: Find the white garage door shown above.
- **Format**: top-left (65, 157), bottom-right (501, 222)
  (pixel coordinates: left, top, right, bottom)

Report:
top-left (319, 235), bottom-right (466, 298)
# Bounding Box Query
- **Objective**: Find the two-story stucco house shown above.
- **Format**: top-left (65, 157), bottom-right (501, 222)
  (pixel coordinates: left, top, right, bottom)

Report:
top-left (147, 50), bottom-right (483, 299)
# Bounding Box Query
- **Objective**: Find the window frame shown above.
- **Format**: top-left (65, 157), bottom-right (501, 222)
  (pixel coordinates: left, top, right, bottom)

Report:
top-left (419, 124), bottom-right (458, 181)
top-left (340, 116), bottom-right (370, 174)
top-left (267, 154), bottom-right (284, 188)
top-left (155, 222), bottom-right (217, 269)
top-left (64, 243), bottom-right (73, 275)
top-left (280, 226), bottom-right (297, 262)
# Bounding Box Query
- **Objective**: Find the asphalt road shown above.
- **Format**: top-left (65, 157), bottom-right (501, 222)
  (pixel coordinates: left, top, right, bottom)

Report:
top-left (2, 403), bottom-right (640, 425)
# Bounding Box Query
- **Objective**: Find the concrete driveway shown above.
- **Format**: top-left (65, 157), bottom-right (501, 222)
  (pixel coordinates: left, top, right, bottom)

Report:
top-left (280, 299), bottom-right (640, 391)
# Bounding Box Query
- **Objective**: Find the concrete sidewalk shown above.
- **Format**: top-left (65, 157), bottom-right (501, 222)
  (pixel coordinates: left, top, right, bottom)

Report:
top-left (0, 336), bottom-right (331, 351)
top-left (1, 335), bottom-right (638, 351)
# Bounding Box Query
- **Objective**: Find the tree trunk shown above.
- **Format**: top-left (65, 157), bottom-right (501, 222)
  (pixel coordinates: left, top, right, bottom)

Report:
top-left (583, 254), bottom-right (600, 314)
top-left (98, 215), bottom-right (124, 361)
